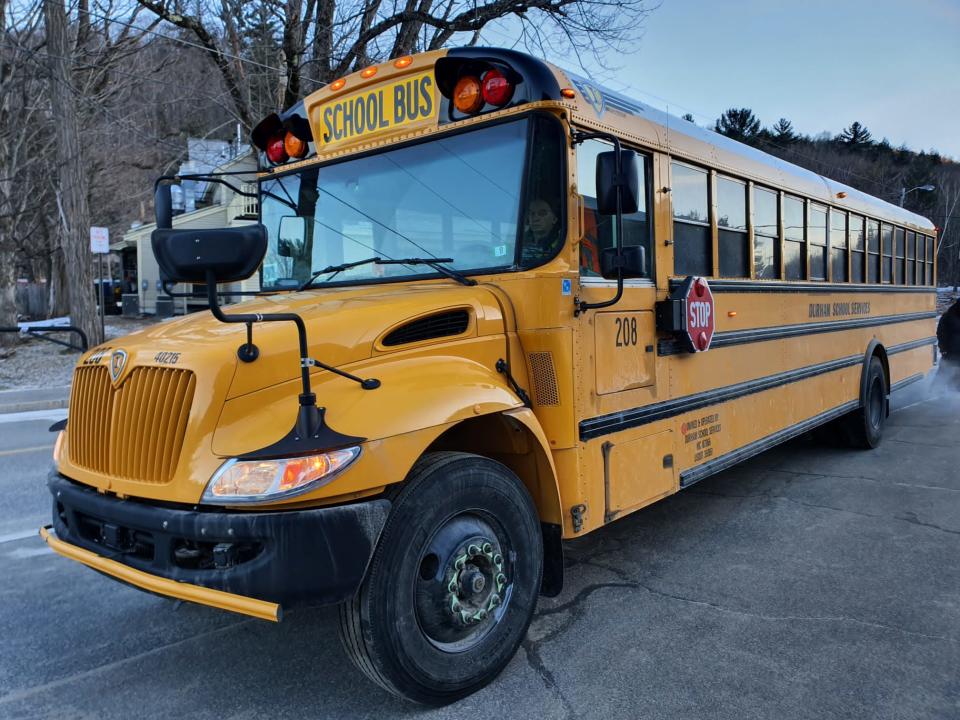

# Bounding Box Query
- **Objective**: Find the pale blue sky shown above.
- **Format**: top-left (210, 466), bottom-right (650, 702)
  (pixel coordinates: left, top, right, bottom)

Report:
top-left (487, 0), bottom-right (960, 158)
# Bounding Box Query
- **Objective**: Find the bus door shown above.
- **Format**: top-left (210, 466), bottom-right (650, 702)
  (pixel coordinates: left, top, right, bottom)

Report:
top-left (576, 139), bottom-right (674, 520)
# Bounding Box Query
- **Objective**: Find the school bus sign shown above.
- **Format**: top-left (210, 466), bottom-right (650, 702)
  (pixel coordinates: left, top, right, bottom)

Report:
top-left (311, 71), bottom-right (437, 151)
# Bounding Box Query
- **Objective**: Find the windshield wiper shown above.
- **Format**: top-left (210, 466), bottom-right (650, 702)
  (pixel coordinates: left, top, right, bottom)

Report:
top-left (299, 256), bottom-right (476, 290)
top-left (376, 257), bottom-right (477, 286)
top-left (298, 256), bottom-right (382, 290)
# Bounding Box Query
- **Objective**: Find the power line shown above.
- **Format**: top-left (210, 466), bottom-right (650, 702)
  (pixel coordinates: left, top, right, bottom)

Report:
top-left (78, 6), bottom-right (327, 85)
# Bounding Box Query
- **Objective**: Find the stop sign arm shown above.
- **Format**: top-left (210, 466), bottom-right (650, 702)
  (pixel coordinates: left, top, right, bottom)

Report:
top-left (655, 275), bottom-right (716, 353)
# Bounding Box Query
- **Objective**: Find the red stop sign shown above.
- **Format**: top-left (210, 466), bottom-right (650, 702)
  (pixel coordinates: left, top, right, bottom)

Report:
top-left (685, 276), bottom-right (715, 352)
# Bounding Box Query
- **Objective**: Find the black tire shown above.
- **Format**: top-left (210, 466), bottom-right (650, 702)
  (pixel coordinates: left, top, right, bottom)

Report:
top-left (338, 451), bottom-right (543, 705)
top-left (840, 356), bottom-right (888, 449)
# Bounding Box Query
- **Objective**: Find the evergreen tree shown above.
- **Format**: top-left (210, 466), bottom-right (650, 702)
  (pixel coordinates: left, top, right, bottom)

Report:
top-left (681, 113), bottom-right (695, 123)
top-left (771, 118), bottom-right (796, 143)
top-left (714, 108), bottom-right (761, 143)
top-left (838, 121), bottom-right (873, 148)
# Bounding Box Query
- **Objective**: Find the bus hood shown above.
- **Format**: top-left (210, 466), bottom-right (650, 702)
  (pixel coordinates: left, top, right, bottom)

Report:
top-left (58, 282), bottom-right (509, 504)
top-left (222, 282), bottom-right (508, 399)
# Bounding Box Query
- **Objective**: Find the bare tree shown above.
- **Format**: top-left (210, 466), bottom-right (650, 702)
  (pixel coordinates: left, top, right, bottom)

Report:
top-left (933, 166), bottom-right (960, 287)
top-left (133, 0), bottom-right (654, 128)
top-left (0, 0), bottom-right (51, 344)
top-left (44, 0), bottom-right (102, 345)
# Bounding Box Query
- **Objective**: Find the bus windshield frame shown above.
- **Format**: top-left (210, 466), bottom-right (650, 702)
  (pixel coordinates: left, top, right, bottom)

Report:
top-left (258, 112), bottom-right (566, 290)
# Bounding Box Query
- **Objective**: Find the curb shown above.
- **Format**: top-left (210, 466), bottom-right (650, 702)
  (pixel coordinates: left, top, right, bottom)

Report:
top-left (0, 398), bottom-right (70, 414)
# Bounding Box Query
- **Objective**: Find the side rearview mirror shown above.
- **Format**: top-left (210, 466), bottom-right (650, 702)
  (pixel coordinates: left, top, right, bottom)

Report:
top-left (155, 184), bottom-right (173, 229)
top-left (278, 216), bottom-right (307, 258)
top-left (600, 245), bottom-right (646, 280)
top-left (596, 150), bottom-right (640, 216)
top-left (151, 225), bottom-right (268, 284)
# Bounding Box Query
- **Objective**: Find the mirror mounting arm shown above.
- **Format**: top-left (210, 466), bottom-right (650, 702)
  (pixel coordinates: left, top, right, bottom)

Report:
top-left (202, 270), bottom-right (372, 455)
top-left (571, 130), bottom-right (625, 316)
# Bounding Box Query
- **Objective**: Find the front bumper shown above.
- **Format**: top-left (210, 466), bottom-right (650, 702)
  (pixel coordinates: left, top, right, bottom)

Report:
top-left (45, 470), bottom-right (390, 621)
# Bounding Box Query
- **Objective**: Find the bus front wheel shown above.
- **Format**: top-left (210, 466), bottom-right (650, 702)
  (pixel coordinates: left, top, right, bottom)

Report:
top-left (841, 356), bottom-right (888, 449)
top-left (338, 452), bottom-right (543, 705)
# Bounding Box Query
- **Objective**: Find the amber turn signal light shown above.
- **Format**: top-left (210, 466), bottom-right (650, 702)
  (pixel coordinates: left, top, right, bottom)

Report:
top-left (284, 131), bottom-right (308, 159)
top-left (453, 76), bottom-right (484, 114)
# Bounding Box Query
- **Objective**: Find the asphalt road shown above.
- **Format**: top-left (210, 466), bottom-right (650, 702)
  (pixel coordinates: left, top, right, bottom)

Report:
top-left (1, 377), bottom-right (958, 719)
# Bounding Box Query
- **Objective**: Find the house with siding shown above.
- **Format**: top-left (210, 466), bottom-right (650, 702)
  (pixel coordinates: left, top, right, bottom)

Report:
top-left (113, 144), bottom-right (260, 315)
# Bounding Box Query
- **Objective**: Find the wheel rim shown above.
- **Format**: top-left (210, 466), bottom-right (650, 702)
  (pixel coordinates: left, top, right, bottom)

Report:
top-left (414, 512), bottom-right (513, 653)
top-left (867, 376), bottom-right (884, 429)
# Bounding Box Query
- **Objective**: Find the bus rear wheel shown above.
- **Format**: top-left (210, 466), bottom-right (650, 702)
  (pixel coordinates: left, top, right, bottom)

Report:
top-left (841, 356), bottom-right (888, 449)
top-left (338, 452), bottom-right (543, 705)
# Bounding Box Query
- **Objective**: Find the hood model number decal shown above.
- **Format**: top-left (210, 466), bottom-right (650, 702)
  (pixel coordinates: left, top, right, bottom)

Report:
top-left (154, 352), bottom-right (181, 365)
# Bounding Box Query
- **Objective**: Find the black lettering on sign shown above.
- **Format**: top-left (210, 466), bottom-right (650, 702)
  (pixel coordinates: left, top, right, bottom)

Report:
top-left (420, 76), bottom-right (434, 115)
top-left (323, 107), bottom-right (333, 143)
top-left (321, 74), bottom-right (436, 146)
top-left (682, 413), bottom-right (722, 446)
top-left (614, 316), bottom-right (638, 348)
top-left (810, 301), bottom-right (871, 318)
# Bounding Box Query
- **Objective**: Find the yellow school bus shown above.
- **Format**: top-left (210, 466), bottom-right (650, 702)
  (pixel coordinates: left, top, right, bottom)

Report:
top-left (42, 47), bottom-right (937, 704)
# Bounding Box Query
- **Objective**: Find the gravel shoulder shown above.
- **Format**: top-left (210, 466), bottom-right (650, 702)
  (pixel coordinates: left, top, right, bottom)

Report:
top-left (0, 317), bottom-right (161, 391)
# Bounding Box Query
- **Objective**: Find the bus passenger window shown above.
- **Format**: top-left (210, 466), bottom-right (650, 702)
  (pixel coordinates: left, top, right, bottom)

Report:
top-left (925, 235), bottom-right (934, 285)
top-left (849, 214), bottom-right (865, 283)
top-left (881, 223), bottom-right (893, 282)
top-left (808, 204), bottom-right (827, 280)
top-left (906, 231), bottom-right (916, 285)
top-left (867, 219), bottom-right (880, 283)
top-left (753, 186), bottom-right (779, 279)
top-left (672, 162), bottom-right (711, 276)
top-left (576, 138), bottom-right (651, 278)
top-left (830, 209), bottom-right (848, 282)
top-left (894, 227), bottom-right (905, 284)
top-left (717, 176), bottom-right (748, 277)
top-left (783, 195), bottom-right (805, 280)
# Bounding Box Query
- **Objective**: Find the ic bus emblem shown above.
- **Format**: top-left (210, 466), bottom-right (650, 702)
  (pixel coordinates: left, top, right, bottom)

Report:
top-left (110, 349), bottom-right (128, 384)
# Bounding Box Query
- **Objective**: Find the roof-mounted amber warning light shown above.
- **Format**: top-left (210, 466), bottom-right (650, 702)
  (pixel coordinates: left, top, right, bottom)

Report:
top-left (394, 56), bottom-right (413, 69)
top-left (360, 66), bottom-right (378, 79)
top-left (330, 78), bottom-right (346, 92)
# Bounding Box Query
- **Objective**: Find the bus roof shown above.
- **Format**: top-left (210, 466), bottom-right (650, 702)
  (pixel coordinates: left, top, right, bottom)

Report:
top-left (552, 64), bottom-right (935, 233)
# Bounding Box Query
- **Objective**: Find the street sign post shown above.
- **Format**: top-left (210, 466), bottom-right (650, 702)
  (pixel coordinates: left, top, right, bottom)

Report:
top-left (90, 226), bottom-right (110, 340)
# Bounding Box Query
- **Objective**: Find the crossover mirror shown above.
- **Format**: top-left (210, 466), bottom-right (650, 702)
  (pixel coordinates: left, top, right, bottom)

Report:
top-left (152, 225), bottom-right (268, 284)
top-left (596, 149), bottom-right (640, 216)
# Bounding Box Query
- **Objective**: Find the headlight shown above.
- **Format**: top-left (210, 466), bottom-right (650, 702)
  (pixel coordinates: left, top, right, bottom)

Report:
top-left (202, 446), bottom-right (360, 504)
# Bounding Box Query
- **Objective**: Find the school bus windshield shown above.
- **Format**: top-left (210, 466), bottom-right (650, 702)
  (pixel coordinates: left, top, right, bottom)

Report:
top-left (259, 114), bottom-right (565, 288)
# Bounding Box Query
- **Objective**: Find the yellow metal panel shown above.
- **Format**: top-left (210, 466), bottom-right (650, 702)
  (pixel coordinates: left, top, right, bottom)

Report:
top-left (605, 430), bottom-right (675, 520)
top-left (519, 328), bottom-right (576, 449)
top-left (594, 311), bottom-right (656, 395)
